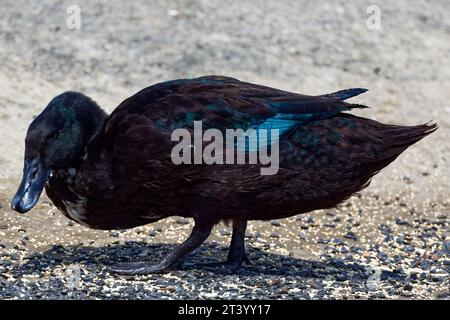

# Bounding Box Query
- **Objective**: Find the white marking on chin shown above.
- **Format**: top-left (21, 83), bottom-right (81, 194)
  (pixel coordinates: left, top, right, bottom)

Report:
top-left (68, 167), bottom-right (77, 177)
top-left (50, 167), bottom-right (92, 227)
top-left (61, 196), bottom-right (90, 227)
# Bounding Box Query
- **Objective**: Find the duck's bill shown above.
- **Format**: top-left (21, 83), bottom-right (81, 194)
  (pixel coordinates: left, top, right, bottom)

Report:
top-left (11, 158), bottom-right (50, 213)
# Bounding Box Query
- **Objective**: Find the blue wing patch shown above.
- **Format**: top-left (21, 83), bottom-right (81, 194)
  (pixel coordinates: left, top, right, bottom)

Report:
top-left (232, 114), bottom-right (300, 153)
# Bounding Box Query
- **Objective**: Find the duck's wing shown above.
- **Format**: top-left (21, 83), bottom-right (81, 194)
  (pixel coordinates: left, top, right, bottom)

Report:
top-left (105, 75), bottom-right (368, 138)
top-left (78, 76), bottom-right (369, 213)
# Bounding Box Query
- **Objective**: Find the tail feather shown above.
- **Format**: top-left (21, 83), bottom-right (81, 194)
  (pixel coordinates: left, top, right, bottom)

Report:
top-left (323, 88), bottom-right (368, 101)
top-left (356, 121), bottom-right (437, 193)
top-left (378, 122), bottom-right (438, 161)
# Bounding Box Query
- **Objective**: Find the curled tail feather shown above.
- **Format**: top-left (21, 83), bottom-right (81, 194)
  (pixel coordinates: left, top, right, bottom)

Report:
top-left (378, 122), bottom-right (438, 160)
top-left (322, 88), bottom-right (368, 101)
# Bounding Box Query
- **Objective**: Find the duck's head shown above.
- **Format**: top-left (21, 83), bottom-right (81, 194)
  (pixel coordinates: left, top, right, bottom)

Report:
top-left (11, 92), bottom-right (107, 213)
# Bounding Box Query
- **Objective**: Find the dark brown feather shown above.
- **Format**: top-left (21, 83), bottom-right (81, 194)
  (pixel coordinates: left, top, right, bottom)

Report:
top-left (44, 76), bottom-right (436, 229)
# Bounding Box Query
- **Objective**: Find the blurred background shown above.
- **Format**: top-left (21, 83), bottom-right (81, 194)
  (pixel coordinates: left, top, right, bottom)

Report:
top-left (0, 0), bottom-right (448, 299)
top-left (1, 0), bottom-right (449, 197)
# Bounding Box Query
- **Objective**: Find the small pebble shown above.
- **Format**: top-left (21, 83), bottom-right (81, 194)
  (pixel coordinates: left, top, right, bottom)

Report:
top-left (219, 229), bottom-right (231, 236)
top-left (270, 232), bottom-right (280, 238)
top-left (344, 232), bottom-right (358, 241)
top-left (443, 241), bottom-right (450, 254)
top-left (395, 218), bottom-right (410, 226)
top-left (270, 220), bottom-right (281, 227)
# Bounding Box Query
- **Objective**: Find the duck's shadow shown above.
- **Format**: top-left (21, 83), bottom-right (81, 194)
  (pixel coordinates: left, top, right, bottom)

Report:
top-left (16, 241), bottom-right (399, 282)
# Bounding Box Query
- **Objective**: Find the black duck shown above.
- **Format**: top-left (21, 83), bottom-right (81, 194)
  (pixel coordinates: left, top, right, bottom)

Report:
top-left (11, 76), bottom-right (437, 274)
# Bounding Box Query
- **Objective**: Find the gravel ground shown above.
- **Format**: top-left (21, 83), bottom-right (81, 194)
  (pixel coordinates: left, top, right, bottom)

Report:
top-left (0, 0), bottom-right (449, 299)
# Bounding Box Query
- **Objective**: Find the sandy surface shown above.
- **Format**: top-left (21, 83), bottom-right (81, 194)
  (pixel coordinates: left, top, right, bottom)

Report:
top-left (0, 0), bottom-right (449, 299)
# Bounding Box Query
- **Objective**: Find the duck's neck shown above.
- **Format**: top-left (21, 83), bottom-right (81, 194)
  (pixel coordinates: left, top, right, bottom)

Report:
top-left (49, 105), bottom-right (108, 190)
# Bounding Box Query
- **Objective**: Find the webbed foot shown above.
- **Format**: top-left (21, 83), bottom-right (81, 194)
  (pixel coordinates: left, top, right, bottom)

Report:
top-left (193, 254), bottom-right (252, 274)
top-left (109, 261), bottom-right (173, 275)
top-left (108, 221), bottom-right (213, 275)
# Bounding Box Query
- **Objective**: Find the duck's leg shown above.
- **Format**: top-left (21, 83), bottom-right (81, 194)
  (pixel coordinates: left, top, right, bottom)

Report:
top-left (109, 221), bottom-right (213, 275)
top-left (227, 218), bottom-right (251, 267)
top-left (194, 218), bottom-right (251, 273)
